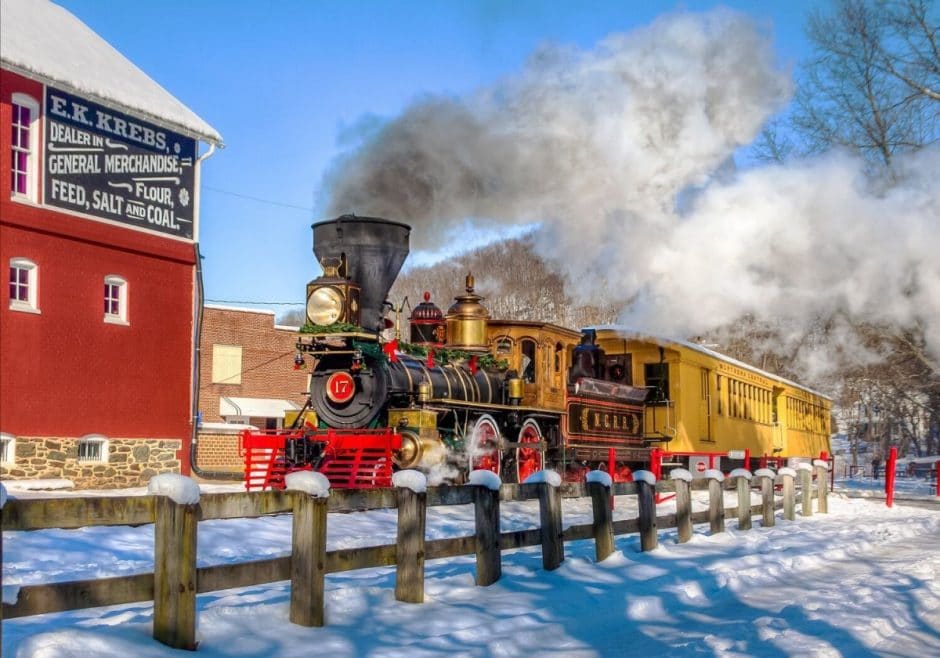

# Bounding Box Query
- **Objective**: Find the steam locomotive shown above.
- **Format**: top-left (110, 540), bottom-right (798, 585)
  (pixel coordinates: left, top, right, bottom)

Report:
top-left (248, 214), bottom-right (831, 489)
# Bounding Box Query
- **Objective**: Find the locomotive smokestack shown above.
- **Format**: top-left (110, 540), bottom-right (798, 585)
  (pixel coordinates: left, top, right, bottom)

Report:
top-left (312, 215), bottom-right (411, 332)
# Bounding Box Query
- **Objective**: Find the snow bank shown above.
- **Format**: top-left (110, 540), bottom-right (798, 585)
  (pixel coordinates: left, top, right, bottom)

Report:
top-left (523, 469), bottom-right (562, 487)
top-left (469, 469), bottom-right (502, 490)
top-left (393, 470), bottom-right (428, 493)
top-left (146, 474), bottom-right (200, 505)
top-left (285, 471), bottom-right (331, 498)
top-left (586, 470), bottom-right (612, 487)
top-left (2, 478), bottom-right (74, 491)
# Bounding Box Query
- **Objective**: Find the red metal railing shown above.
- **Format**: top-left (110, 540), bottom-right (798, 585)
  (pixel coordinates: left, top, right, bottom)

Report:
top-left (241, 428), bottom-right (401, 491)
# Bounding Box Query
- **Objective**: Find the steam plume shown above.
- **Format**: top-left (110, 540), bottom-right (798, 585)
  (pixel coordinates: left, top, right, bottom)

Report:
top-left (322, 9), bottom-right (940, 375)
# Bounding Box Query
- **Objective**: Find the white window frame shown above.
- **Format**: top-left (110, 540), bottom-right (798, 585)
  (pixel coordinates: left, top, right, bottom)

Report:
top-left (103, 275), bottom-right (129, 325)
top-left (0, 433), bottom-right (15, 465)
top-left (9, 257), bottom-right (40, 313)
top-left (77, 434), bottom-right (109, 464)
top-left (10, 92), bottom-right (40, 203)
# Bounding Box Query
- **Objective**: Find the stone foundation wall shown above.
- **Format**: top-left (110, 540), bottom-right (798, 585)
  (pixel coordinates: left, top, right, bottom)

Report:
top-left (0, 437), bottom-right (182, 489)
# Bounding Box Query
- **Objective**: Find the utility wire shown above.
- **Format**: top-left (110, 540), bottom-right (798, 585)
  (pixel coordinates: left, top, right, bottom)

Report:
top-left (203, 185), bottom-right (315, 212)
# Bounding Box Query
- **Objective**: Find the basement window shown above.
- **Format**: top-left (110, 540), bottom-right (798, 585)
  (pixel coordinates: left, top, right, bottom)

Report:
top-left (77, 435), bottom-right (109, 463)
top-left (0, 433), bottom-right (15, 464)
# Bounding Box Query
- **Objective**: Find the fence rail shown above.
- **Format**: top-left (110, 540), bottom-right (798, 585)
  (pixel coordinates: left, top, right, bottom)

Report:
top-left (1, 465), bottom-right (828, 650)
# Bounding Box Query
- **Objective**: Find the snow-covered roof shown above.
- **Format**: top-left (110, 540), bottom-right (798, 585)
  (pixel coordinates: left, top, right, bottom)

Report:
top-left (0, 0), bottom-right (222, 146)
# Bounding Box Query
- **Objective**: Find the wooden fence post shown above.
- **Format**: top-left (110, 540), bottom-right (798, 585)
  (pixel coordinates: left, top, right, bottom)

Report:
top-left (287, 473), bottom-right (330, 626)
top-left (778, 467), bottom-right (796, 521)
top-left (538, 478), bottom-right (564, 570)
top-left (731, 469), bottom-right (753, 530)
top-left (635, 470), bottom-right (657, 552)
top-left (670, 469), bottom-right (693, 544)
top-left (814, 459), bottom-right (829, 514)
top-left (706, 469), bottom-right (725, 534)
top-left (472, 478), bottom-right (501, 586)
top-left (150, 475), bottom-right (200, 651)
top-left (395, 473), bottom-right (428, 603)
top-left (587, 473), bottom-right (615, 561)
top-left (754, 469), bottom-right (775, 527)
top-left (797, 463), bottom-right (814, 517)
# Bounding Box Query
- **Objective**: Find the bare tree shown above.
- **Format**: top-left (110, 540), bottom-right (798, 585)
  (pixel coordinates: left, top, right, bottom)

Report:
top-left (789, 0), bottom-right (939, 169)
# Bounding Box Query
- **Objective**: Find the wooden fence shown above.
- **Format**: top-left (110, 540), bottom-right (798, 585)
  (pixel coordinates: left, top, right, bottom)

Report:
top-left (1, 464), bottom-right (829, 650)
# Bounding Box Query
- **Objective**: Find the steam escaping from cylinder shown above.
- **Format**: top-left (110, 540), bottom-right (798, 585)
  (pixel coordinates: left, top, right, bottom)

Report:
top-left (321, 8), bottom-right (940, 376)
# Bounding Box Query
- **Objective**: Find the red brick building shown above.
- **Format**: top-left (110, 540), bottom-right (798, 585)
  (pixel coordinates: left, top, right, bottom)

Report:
top-left (193, 306), bottom-right (309, 475)
top-left (1, 0), bottom-right (222, 487)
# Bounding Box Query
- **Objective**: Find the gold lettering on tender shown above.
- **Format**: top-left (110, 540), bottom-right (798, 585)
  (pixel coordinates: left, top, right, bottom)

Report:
top-left (580, 407), bottom-right (589, 431)
top-left (593, 412), bottom-right (600, 428)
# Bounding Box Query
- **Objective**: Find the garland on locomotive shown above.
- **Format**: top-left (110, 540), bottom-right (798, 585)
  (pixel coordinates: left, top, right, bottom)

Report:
top-left (265, 214), bottom-right (831, 489)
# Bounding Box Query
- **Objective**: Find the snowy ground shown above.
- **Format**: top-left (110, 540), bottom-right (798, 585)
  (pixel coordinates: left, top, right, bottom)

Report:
top-left (2, 476), bottom-right (938, 657)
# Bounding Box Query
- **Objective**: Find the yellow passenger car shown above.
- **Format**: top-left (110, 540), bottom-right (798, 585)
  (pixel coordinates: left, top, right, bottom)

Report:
top-left (592, 327), bottom-right (832, 470)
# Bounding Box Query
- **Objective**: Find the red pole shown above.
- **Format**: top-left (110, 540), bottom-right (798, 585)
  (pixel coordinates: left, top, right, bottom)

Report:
top-left (744, 448), bottom-right (751, 470)
top-left (608, 447), bottom-right (616, 510)
top-left (885, 446), bottom-right (897, 508)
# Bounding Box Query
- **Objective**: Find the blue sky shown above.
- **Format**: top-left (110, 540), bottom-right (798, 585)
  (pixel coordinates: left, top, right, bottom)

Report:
top-left (54, 0), bottom-right (826, 313)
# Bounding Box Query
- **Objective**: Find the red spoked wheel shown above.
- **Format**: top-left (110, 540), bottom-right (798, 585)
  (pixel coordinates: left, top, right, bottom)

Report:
top-left (469, 415), bottom-right (501, 476)
top-left (516, 420), bottom-right (544, 483)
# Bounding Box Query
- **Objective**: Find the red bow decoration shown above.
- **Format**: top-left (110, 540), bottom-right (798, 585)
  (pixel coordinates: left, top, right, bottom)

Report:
top-left (468, 355), bottom-right (479, 375)
top-left (382, 338), bottom-right (399, 363)
top-left (427, 349), bottom-right (435, 368)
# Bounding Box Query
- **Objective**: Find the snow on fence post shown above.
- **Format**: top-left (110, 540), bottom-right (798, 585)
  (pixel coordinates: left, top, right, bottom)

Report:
top-left (730, 469), bottom-right (753, 531)
top-left (754, 469), bottom-right (776, 527)
top-left (814, 460), bottom-right (830, 514)
top-left (526, 470), bottom-right (564, 570)
top-left (148, 474), bottom-right (200, 651)
top-left (704, 469), bottom-right (725, 534)
top-left (469, 470), bottom-right (502, 586)
top-left (286, 472), bottom-right (330, 627)
top-left (670, 469), bottom-right (694, 544)
top-left (778, 467), bottom-right (796, 521)
top-left (587, 471), bottom-right (615, 560)
top-left (394, 471), bottom-right (428, 603)
top-left (797, 463), bottom-right (814, 517)
top-left (634, 470), bottom-right (658, 551)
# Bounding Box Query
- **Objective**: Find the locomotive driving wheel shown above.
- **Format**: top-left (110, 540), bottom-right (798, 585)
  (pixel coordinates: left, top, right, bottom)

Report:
top-left (515, 419), bottom-right (544, 483)
top-left (468, 415), bottom-right (501, 476)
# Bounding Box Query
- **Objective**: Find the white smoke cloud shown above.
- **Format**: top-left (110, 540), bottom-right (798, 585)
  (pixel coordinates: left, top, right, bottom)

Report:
top-left (622, 148), bottom-right (940, 374)
top-left (324, 9), bottom-right (791, 247)
top-left (322, 8), bottom-right (940, 375)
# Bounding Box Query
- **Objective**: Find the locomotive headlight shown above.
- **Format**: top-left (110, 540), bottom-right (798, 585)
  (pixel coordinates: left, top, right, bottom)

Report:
top-left (307, 286), bottom-right (345, 325)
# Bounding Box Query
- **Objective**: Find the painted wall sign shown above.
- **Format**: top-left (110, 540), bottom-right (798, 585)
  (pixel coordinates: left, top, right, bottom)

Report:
top-left (43, 87), bottom-right (197, 240)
